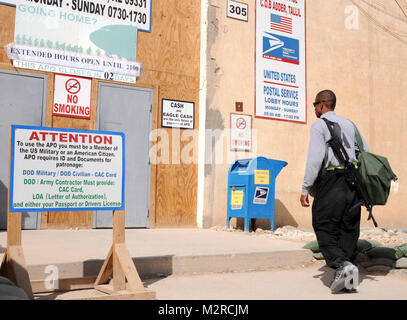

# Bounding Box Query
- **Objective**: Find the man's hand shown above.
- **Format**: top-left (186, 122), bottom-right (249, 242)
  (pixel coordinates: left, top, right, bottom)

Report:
top-left (300, 194), bottom-right (310, 207)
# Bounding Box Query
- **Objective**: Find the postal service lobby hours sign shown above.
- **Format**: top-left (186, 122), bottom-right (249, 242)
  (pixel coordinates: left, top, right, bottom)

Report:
top-left (255, 0), bottom-right (306, 123)
top-left (9, 125), bottom-right (124, 212)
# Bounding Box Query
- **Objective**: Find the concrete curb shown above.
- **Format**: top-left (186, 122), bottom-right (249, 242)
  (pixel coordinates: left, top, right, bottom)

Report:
top-left (28, 249), bottom-right (314, 281)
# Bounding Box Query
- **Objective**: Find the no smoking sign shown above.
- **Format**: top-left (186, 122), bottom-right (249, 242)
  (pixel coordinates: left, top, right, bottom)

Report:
top-left (236, 117), bottom-right (247, 130)
top-left (230, 113), bottom-right (252, 151)
top-left (65, 78), bottom-right (81, 94)
top-left (53, 74), bottom-right (92, 119)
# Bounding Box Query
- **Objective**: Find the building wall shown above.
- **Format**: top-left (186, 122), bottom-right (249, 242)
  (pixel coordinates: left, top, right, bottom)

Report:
top-left (2, 0), bottom-right (406, 230)
top-left (0, 0), bottom-right (201, 228)
top-left (202, 0), bottom-right (407, 229)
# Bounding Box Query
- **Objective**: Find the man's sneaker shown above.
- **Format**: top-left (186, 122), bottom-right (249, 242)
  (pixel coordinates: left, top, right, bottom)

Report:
top-left (331, 261), bottom-right (359, 294)
top-left (343, 261), bottom-right (359, 293)
top-left (330, 265), bottom-right (347, 293)
top-left (344, 288), bottom-right (358, 293)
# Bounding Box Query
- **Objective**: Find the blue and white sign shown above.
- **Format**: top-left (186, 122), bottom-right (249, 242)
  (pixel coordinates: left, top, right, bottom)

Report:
top-left (14, 3), bottom-right (140, 62)
top-left (3, 0), bottom-right (151, 32)
top-left (256, 0), bottom-right (306, 123)
top-left (263, 32), bottom-right (299, 65)
top-left (9, 125), bottom-right (125, 212)
top-left (6, 2), bottom-right (144, 84)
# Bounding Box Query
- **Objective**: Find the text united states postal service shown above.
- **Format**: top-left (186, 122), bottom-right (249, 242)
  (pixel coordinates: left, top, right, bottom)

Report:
top-left (255, 0), bottom-right (306, 123)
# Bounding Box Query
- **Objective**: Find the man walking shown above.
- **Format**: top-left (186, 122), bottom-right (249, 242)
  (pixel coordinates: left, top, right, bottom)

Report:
top-left (300, 89), bottom-right (369, 293)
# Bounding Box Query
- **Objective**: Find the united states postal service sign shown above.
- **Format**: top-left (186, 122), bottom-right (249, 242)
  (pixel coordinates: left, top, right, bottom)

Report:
top-left (255, 0), bottom-right (306, 123)
top-left (9, 125), bottom-right (124, 212)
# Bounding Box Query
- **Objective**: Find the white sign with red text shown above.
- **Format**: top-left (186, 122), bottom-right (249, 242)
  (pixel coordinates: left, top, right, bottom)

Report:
top-left (53, 74), bottom-right (92, 119)
top-left (230, 113), bottom-right (252, 151)
top-left (9, 125), bottom-right (124, 212)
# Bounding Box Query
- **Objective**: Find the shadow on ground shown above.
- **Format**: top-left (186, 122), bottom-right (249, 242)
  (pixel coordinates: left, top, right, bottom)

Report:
top-left (233, 199), bottom-right (299, 232)
top-left (33, 255), bottom-right (175, 300)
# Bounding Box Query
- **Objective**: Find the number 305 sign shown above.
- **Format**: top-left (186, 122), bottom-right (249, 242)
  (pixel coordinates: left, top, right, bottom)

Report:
top-left (227, 0), bottom-right (248, 22)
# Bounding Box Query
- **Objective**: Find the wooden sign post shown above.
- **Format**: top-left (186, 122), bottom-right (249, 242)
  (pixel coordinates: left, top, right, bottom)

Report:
top-left (0, 127), bottom-right (33, 299)
top-left (0, 210), bottom-right (156, 299)
top-left (0, 211), bottom-right (34, 299)
top-left (94, 210), bottom-right (155, 298)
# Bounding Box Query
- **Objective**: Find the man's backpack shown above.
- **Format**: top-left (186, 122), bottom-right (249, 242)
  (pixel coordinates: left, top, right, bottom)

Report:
top-left (353, 125), bottom-right (398, 206)
top-left (321, 118), bottom-right (398, 227)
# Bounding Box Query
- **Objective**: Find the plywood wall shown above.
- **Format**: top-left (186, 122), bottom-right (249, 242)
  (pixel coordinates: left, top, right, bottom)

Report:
top-left (137, 0), bottom-right (201, 227)
top-left (0, 0), bottom-right (201, 228)
top-left (0, 5), bottom-right (15, 67)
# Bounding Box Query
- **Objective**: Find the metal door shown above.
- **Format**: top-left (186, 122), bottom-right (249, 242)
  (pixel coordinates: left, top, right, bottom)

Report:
top-left (94, 83), bottom-right (152, 228)
top-left (0, 70), bottom-right (47, 230)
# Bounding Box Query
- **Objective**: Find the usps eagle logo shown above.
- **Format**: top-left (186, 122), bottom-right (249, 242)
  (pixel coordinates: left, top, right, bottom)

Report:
top-left (263, 33), bottom-right (284, 55)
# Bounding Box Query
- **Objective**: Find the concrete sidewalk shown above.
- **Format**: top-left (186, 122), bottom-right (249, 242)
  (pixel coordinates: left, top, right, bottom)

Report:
top-left (0, 228), bottom-right (313, 281)
top-left (146, 261), bottom-right (407, 300)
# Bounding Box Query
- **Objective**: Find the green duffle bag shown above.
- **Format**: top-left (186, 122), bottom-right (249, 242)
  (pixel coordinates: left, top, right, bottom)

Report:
top-left (354, 126), bottom-right (398, 206)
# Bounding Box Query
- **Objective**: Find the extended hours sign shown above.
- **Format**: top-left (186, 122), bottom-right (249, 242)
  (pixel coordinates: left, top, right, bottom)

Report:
top-left (255, 0), bottom-right (306, 123)
top-left (9, 125), bottom-right (124, 212)
top-left (53, 74), bottom-right (92, 119)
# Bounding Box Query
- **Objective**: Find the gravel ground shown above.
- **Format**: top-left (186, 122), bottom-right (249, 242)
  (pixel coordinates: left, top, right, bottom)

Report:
top-left (211, 225), bottom-right (407, 245)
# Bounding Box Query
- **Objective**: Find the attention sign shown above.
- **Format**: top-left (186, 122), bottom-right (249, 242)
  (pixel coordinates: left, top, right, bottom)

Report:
top-left (53, 74), bottom-right (92, 119)
top-left (9, 125), bottom-right (124, 212)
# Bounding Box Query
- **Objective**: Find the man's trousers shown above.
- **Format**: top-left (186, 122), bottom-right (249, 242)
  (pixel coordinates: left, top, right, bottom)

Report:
top-left (312, 170), bottom-right (361, 269)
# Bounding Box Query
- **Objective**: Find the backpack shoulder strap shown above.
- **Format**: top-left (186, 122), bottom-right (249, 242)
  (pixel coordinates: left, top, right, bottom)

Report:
top-left (321, 117), bottom-right (336, 139)
top-left (352, 123), bottom-right (365, 152)
top-left (320, 117), bottom-right (351, 164)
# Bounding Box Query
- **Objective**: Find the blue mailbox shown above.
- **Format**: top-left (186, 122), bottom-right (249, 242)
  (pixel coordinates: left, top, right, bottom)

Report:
top-left (226, 157), bottom-right (287, 232)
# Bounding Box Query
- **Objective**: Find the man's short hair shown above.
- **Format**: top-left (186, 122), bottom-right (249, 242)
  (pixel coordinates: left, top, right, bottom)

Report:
top-left (317, 90), bottom-right (336, 110)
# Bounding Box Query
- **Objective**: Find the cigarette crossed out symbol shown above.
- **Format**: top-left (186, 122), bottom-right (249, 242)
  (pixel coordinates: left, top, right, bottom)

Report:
top-left (236, 117), bottom-right (247, 130)
top-left (65, 79), bottom-right (81, 95)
